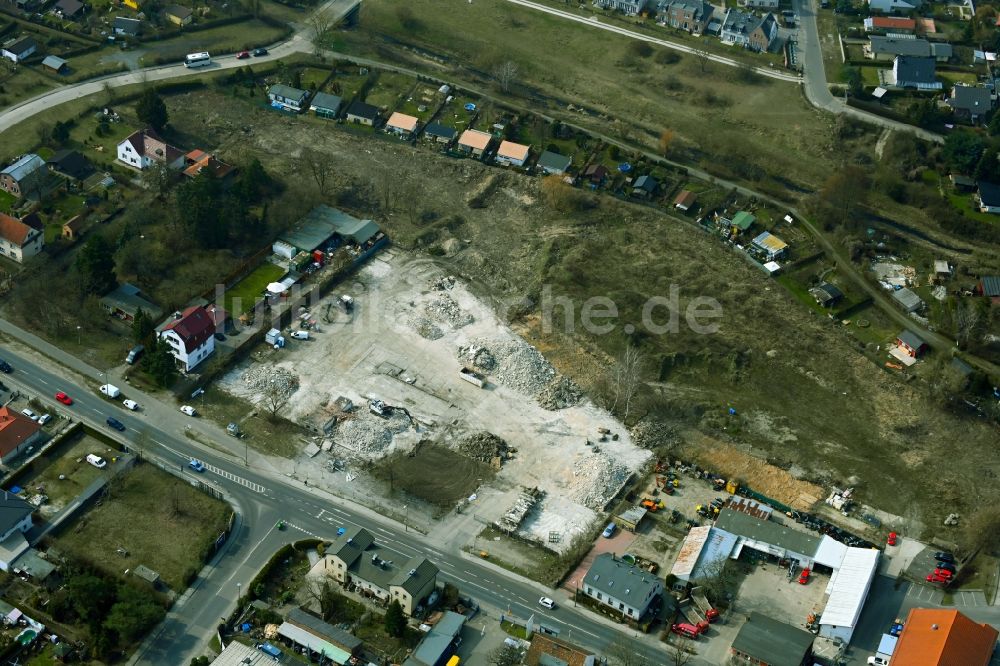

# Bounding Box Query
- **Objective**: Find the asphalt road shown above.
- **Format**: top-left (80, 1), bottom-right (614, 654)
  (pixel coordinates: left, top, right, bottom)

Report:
top-left (0, 344), bottom-right (677, 665)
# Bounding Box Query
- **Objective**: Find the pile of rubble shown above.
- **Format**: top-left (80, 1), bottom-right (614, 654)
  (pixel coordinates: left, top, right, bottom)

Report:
top-left (410, 315), bottom-right (444, 340)
top-left (630, 420), bottom-right (679, 450)
top-left (431, 275), bottom-right (456, 291)
top-left (242, 366), bottom-right (298, 397)
top-left (458, 431), bottom-right (510, 463)
top-left (458, 338), bottom-right (556, 397)
top-left (334, 410), bottom-right (412, 456)
top-left (496, 486), bottom-right (544, 533)
top-left (537, 376), bottom-right (583, 410)
top-left (569, 453), bottom-right (633, 510)
top-left (424, 293), bottom-right (473, 327)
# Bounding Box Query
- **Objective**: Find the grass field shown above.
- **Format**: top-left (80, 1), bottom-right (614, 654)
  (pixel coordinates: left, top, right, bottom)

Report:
top-left (14, 431), bottom-right (113, 517)
top-left (224, 262), bottom-right (286, 314)
top-left (52, 463), bottom-right (231, 591)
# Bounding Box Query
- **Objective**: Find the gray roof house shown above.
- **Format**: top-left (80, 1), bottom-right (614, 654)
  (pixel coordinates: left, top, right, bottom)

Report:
top-left (890, 55), bottom-right (940, 90)
top-left (593, 0), bottom-right (649, 16)
top-left (581, 553), bottom-right (664, 620)
top-left (0, 154), bottom-right (47, 199)
top-left (424, 122), bottom-right (457, 143)
top-left (0, 492), bottom-right (34, 544)
top-left (99, 283), bottom-right (163, 321)
top-left (809, 282), bottom-right (844, 307)
top-left (113, 16), bottom-right (142, 36)
top-left (948, 85), bottom-right (993, 124)
top-left (267, 84), bottom-right (309, 112)
top-left (890, 286), bottom-right (924, 313)
top-left (345, 100), bottom-right (380, 124)
top-left (1, 36), bottom-right (37, 63)
top-left (719, 9), bottom-right (778, 51)
top-left (867, 36), bottom-right (933, 60)
top-left (868, 0), bottom-right (920, 13)
top-left (279, 607), bottom-right (362, 657)
top-left (53, 0), bottom-right (85, 18)
top-left (309, 91), bottom-right (342, 119)
top-left (731, 612), bottom-right (815, 666)
top-left (42, 55), bottom-right (68, 73)
top-left (633, 174), bottom-right (658, 197)
top-left (536, 150), bottom-right (572, 175)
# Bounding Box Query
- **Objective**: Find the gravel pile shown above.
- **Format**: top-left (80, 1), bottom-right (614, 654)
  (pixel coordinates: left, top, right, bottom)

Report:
top-left (242, 366), bottom-right (298, 396)
top-left (335, 410), bottom-right (412, 456)
top-left (410, 315), bottom-right (444, 340)
top-left (570, 453), bottom-right (633, 509)
top-left (458, 431), bottom-right (509, 462)
top-left (425, 293), bottom-right (473, 328)
top-left (431, 275), bottom-right (456, 291)
top-left (630, 420), bottom-right (679, 450)
top-left (537, 376), bottom-right (583, 410)
top-left (458, 338), bottom-right (555, 397)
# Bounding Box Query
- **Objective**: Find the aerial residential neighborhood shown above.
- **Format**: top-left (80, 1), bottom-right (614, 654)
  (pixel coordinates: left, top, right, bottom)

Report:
top-left (0, 0), bottom-right (997, 664)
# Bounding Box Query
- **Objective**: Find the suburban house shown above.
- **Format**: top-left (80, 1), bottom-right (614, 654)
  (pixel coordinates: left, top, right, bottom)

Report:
top-left (948, 85), bottom-right (993, 124)
top-left (457, 129), bottom-right (494, 157)
top-left (0, 491), bottom-right (35, 572)
top-left (0, 409), bottom-right (42, 465)
top-left (159, 305), bottom-right (216, 372)
top-left (891, 609), bottom-right (998, 665)
top-left (309, 91), bottom-right (342, 119)
top-left (402, 612), bottom-right (464, 666)
top-left (891, 287), bottom-right (924, 313)
top-left (423, 123), bottom-right (457, 144)
top-left (164, 4), bottom-right (192, 25)
top-left (674, 189), bottom-right (696, 211)
top-left (868, 0), bottom-right (920, 13)
top-left (581, 553), bottom-right (664, 620)
top-left (593, 0), bottom-right (648, 16)
top-left (1, 36), bottom-right (37, 63)
top-left (537, 150), bottom-right (572, 175)
top-left (585, 164), bottom-right (608, 184)
top-left (100, 283), bottom-right (162, 322)
top-left (48, 149), bottom-right (94, 181)
top-left (267, 84), bottom-right (309, 112)
top-left (182, 149), bottom-right (234, 179)
top-left (117, 129), bottom-right (185, 170)
top-left (525, 634), bottom-right (596, 666)
top-left (312, 526), bottom-right (439, 616)
top-left (720, 9), bottom-right (778, 52)
top-left (42, 55), bottom-right (68, 74)
top-left (809, 282), bottom-right (844, 308)
top-left (0, 213), bottom-right (44, 263)
top-left (632, 174), bottom-right (658, 197)
top-left (0, 154), bottom-right (47, 199)
top-left (277, 608), bottom-right (362, 665)
top-left (730, 210), bottom-right (756, 234)
top-left (54, 0), bottom-right (85, 19)
top-left (730, 612), bottom-right (814, 666)
top-left (889, 55), bottom-right (940, 90)
top-left (344, 101), bottom-right (380, 126)
top-left (864, 16), bottom-right (915, 32)
top-left (752, 231), bottom-right (788, 260)
top-left (495, 140), bottom-right (530, 167)
top-left (896, 329), bottom-right (927, 357)
top-left (739, 0), bottom-right (778, 9)
top-left (658, 0), bottom-right (713, 32)
top-left (977, 181), bottom-right (1000, 213)
top-left (976, 275), bottom-right (1000, 303)
top-left (385, 112), bottom-right (419, 138)
top-left (113, 16), bottom-right (142, 36)
top-left (866, 37), bottom-right (950, 62)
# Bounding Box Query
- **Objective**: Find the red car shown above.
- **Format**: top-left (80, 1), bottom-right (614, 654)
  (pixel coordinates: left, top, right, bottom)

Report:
top-left (798, 568), bottom-right (811, 585)
top-left (887, 532), bottom-right (898, 546)
top-left (927, 572), bottom-right (951, 583)
top-left (55, 392), bottom-right (73, 405)
top-left (236, 50), bottom-right (250, 59)
top-left (932, 568), bottom-right (954, 579)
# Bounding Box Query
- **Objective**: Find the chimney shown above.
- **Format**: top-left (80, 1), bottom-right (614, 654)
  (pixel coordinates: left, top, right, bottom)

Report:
top-left (932, 624), bottom-right (939, 630)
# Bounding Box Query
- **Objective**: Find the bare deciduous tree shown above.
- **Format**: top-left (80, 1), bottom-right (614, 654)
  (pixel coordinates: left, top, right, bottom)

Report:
top-left (492, 60), bottom-right (519, 94)
top-left (301, 147), bottom-right (332, 194)
top-left (955, 300), bottom-right (985, 348)
top-left (610, 346), bottom-right (644, 423)
top-left (308, 9), bottom-right (340, 50)
top-left (260, 380), bottom-right (295, 421)
top-left (669, 634), bottom-right (694, 666)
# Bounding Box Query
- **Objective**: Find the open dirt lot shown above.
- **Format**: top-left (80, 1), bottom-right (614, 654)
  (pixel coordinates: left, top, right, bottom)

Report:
top-left (13, 431), bottom-right (116, 518)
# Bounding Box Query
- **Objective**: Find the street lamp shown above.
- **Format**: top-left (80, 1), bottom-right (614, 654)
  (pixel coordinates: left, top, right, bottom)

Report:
top-left (76, 325), bottom-right (81, 345)
top-left (236, 582), bottom-right (241, 606)
top-left (403, 505), bottom-right (408, 533)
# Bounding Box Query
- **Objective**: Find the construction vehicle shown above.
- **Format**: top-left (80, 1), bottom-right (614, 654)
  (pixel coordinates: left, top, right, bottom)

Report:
top-left (640, 498), bottom-right (661, 512)
top-left (338, 295), bottom-right (354, 313)
top-left (671, 621), bottom-right (708, 639)
top-left (227, 422), bottom-right (243, 438)
top-left (369, 399), bottom-right (392, 417)
top-left (690, 587), bottom-right (720, 623)
top-left (725, 479), bottom-right (740, 494)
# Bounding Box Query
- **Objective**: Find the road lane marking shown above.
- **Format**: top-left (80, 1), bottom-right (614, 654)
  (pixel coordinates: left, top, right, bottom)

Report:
top-left (201, 463), bottom-right (267, 493)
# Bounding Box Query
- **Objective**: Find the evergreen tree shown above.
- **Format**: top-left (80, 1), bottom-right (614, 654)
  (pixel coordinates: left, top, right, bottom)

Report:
top-left (384, 599), bottom-right (406, 637)
top-left (136, 89), bottom-right (168, 132)
top-left (76, 235), bottom-right (118, 296)
top-left (132, 308), bottom-right (155, 345)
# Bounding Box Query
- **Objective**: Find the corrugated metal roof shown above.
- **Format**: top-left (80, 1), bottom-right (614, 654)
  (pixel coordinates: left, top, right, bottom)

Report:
top-left (813, 535), bottom-right (848, 569)
top-left (277, 623), bottom-right (352, 664)
top-left (671, 525), bottom-right (711, 578)
top-left (1, 154), bottom-right (45, 183)
top-left (715, 509), bottom-right (820, 559)
top-left (818, 547), bottom-right (879, 629)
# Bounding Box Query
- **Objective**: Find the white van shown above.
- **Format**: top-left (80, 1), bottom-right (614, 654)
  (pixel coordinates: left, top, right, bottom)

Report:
top-left (86, 454), bottom-right (107, 469)
top-left (100, 384), bottom-right (121, 398)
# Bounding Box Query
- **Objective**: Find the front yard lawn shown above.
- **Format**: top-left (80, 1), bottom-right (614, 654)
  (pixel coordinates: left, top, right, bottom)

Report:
top-left (224, 262), bottom-right (286, 315)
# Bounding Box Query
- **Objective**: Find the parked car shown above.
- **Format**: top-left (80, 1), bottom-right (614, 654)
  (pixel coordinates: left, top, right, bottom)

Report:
top-left (106, 416), bottom-right (126, 431)
top-left (0, 359), bottom-right (12, 373)
top-left (927, 572), bottom-right (951, 583)
top-left (538, 597), bottom-right (555, 610)
top-left (38, 414), bottom-right (51, 425)
top-left (236, 50), bottom-right (250, 59)
top-left (122, 399), bottom-right (139, 410)
top-left (252, 47), bottom-right (268, 56)
top-left (798, 568), bottom-right (811, 585)
top-left (180, 405), bottom-right (196, 416)
top-left (887, 532), bottom-right (898, 546)
top-left (936, 561), bottom-right (956, 574)
top-left (55, 391), bottom-right (73, 405)
top-left (932, 567), bottom-right (953, 578)
top-left (868, 657), bottom-right (889, 666)
top-left (189, 459), bottom-right (206, 473)
top-left (890, 621), bottom-right (904, 637)
top-left (20, 408), bottom-right (38, 421)
top-left (86, 454), bottom-right (107, 468)
top-left (934, 552), bottom-right (955, 563)
top-left (602, 522), bottom-right (616, 538)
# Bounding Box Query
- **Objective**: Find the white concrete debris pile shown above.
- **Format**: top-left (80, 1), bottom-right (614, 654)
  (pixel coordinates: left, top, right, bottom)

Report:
top-left (334, 410), bottom-right (412, 455)
top-left (570, 453), bottom-right (632, 510)
top-left (537, 376), bottom-right (583, 410)
top-left (410, 293), bottom-right (472, 340)
top-left (496, 486), bottom-right (544, 533)
top-left (242, 366), bottom-right (299, 398)
top-left (459, 338), bottom-right (555, 397)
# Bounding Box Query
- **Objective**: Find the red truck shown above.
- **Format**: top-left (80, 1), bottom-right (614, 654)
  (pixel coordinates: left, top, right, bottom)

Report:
top-left (671, 621), bottom-right (709, 639)
top-left (690, 587), bottom-right (721, 623)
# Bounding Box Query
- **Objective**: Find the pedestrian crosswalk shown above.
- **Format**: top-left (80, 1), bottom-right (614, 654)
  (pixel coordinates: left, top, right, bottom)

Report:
top-left (203, 463), bottom-right (267, 493)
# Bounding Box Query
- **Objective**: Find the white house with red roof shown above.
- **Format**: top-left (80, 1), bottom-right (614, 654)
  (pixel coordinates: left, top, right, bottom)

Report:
top-left (159, 305), bottom-right (216, 371)
top-left (117, 129), bottom-right (186, 171)
top-left (0, 407), bottom-right (42, 465)
top-left (0, 213), bottom-right (43, 264)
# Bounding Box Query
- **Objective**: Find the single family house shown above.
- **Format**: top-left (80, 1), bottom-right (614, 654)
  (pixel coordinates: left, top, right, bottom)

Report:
top-left (0, 409), bottom-right (42, 466)
top-left (948, 85), bottom-right (993, 124)
top-left (495, 140), bottom-right (530, 167)
top-left (267, 84), bottom-right (309, 112)
top-left (182, 149), bottom-right (234, 179)
top-left (457, 129), bottom-right (494, 157)
top-left (53, 0), bottom-right (85, 19)
top-left (864, 16), bottom-right (915, 32)
top-left (891, 609), bottom-right (998, 666)
top-left (113, 16), bottom-right (142, 36)
top-left (344, 101), bottom-right (380, 126)
top-left (164, 4), bottom-right (192, 25)
top-left (582, 553), bottom-right (663, 620)
top-left (309, 91), bottom-right (342, 119)
top-left (423, 123), bottom-right (457, 144)
top-left (385, 112), bottom-right (419, 138)
top-left (159, 305), bottom-right (216, 372)
top-left (977, 181), bottom-right (1000, 213)
top-left (890, 55), bottom-right (940, 90)
top-left (730, 612), bottom-right (815, 666)
top-left (1, 36), bottom-right (37, 63)
top-left (0, 213), bottom-right (43, 264)
top-left (0, 154), bottom-right (47, 199)
top-left (868, 0), bottom-right (920, 13)
top-left (536, 150), bottom-right (572, 175)
top-left (117, 129), bottom-right (185, 170)
top-left (48, 150), bottom-right (94, 181)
